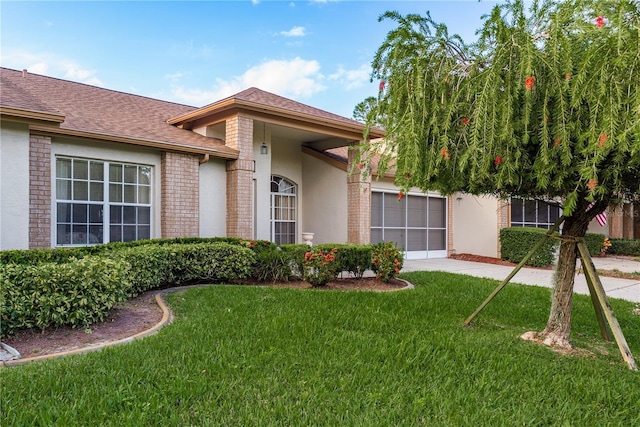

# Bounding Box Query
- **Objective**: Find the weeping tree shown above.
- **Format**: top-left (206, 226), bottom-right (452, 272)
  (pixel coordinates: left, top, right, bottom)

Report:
top-left (359, 0), bottom-right (640, 348)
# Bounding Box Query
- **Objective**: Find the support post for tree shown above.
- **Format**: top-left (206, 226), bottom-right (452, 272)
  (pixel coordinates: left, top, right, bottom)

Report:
top-left (576, 240), bottom-right (637, 371)
top-left (463, 217), bottom-right (564, 327)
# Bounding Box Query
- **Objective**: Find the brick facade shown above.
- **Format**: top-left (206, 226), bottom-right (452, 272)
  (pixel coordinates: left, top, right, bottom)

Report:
top-left (496, 199), bottom-right (510, 257)
top-left (225, 115), bottom-right (254, 239)
top-left (347, 146), bottom-right (371, 244)
top-left (29, 134), bottom-right (52, 248)
top-left (161, 152), bottom-right (200, 238)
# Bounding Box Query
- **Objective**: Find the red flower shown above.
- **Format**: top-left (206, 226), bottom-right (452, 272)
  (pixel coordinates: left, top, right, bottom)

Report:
top-left (554, 137), bottom-right (561, 148)
top-left (397, 192), bottom-right (405, 200)
top-left (587, 179), bottom-right (598, 190)
top-left (461, 117), bottom-right (469, 125)
top-left (564, 73), bottom-right (571, 81)
top-left (379, 81), bottom-right (386, 92)
top-left (404, 172), bottom-right (412, 179)
top-left (357, 162), bottom-right (364, 170)
top-left (598, 134), bottom-right (607, 147)
top-left (525, 76), bottom-right (535, 90)
top-left (595, 16), bottom-right (606, 28)
top-left (494, 155), bottom-right (503, 166)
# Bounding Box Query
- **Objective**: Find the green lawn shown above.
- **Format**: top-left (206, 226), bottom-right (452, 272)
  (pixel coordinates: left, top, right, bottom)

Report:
top-left (2, 271), bottom-right (639, 426)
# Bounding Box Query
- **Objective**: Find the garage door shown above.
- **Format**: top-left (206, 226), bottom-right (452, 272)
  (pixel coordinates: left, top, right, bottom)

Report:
top-left (371, 191), bottom-right (447, 259)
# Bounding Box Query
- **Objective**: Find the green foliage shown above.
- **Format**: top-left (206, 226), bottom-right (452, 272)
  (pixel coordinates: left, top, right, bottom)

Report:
top-left (1, 256), bottom-right (130, 337)
top-left (370, 241), bottom-right (404, 282)
top-left (608, 238), bottom-right (640, 256)
top-left (302, 247), bottom-right (339, 286)
top-left (0, 242), bottom-right (255, 337)
top-left (278, 244), bottom-right (310, 279)
top-left (315, 243), bottom-right (373, 278)
top-left (499, 227), bottom-right (559, 266)
top-left (251, 249), bottom-right (293, 283)
top-left (500, 227), bottom-right (605, 266)
top-left (362, 0), bottom-right (640, 216)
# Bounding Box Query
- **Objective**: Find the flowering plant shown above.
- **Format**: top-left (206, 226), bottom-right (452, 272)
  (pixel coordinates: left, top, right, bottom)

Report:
top-left (600, 237), bottom-right (612, 256)
top-left (302, 247), bottom-right (339, 287)
top-left (371, 241), bottom-right (404, 282)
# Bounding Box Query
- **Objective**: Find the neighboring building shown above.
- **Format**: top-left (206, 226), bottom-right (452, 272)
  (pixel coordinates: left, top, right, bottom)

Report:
top-left (1, 67), bottom-right (632, 258)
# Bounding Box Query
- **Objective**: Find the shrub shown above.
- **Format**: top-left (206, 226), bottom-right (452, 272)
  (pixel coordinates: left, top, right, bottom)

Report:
top-left (583, 232), bottom-right (606, 257)
top-left (279, 244), bottom-right (311, 279)
top-left (302, 247), bottom-right (339, 287)
top-left (500, 227), bottom-right (558, 267)
top-left (1, 256), bottom-right (130, 337)
top-left (608, 238), bottom-right (640, 256)
top-left (371, 241), bottom-right (403, 282)
top-left (251, 249), bottom-right (292, 282)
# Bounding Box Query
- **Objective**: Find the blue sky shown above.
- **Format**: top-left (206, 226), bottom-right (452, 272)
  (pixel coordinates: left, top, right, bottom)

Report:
top-left (1, 1), bottom-right (501, 119)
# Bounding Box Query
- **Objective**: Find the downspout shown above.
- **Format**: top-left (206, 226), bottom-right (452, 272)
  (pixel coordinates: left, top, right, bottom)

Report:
top-left (199, 153), bottom-right (210, 164)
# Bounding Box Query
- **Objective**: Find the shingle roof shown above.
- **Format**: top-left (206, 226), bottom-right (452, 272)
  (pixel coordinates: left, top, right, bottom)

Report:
top-left (0, 67), bottom-right (238, 158)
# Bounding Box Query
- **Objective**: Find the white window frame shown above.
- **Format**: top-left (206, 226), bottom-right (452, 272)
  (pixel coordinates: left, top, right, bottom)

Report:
top-left (55, 156), bottom-right (152, 246)
top-left (270, 176), bottom-right (297, 245)
top-left (510, 198), bottom-right (562, 229)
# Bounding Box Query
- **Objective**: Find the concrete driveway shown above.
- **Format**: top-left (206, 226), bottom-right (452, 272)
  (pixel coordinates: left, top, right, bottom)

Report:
top-left (403, 256), bottom-right (640, 303)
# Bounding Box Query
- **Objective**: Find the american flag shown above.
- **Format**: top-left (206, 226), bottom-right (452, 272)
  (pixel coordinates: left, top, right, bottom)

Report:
top-left (589, 202), bottom-right (607, 226)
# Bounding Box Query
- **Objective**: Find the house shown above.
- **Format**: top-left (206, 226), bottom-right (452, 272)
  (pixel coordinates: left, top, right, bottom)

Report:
top-left (1, 67), bottom-right (636, 258)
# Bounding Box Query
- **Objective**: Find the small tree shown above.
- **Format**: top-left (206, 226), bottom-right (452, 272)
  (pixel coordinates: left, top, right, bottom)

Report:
top-left (360, 0), bottom-right (640, 348)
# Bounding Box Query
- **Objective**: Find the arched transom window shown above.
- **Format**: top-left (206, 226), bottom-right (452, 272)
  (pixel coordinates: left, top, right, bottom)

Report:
top-left (270, 176), bottom-right (297, 244)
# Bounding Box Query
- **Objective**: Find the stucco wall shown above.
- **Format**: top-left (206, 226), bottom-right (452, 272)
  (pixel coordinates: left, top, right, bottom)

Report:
top-left (253, 125), bottom-right (271, 241)
top-left (270, 138), bottom-right (304, 242)
top-left (0, 122), bottom-right (30, 249)
top-left (301, 153), bottom-right (348, 245)
top-left (199, 158), bottom-right (227, 237)
top-left (452, 194), bottom-right (500, 257)
top-left (51, 138), bottom-right (162, 243)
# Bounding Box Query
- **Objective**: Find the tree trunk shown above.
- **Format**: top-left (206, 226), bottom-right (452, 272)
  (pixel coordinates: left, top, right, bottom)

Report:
top-left (537, 209), bottom-right (592, 348)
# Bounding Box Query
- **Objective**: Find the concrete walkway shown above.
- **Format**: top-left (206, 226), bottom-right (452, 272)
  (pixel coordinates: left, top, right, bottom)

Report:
top-left (403, 256), bottom-right (640, 303)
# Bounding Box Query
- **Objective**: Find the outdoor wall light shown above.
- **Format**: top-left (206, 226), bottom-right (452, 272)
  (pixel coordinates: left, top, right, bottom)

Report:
top-left (260, 122), bottom-right (269, 155)
top-left (260, 141), bottom-right (268, 155)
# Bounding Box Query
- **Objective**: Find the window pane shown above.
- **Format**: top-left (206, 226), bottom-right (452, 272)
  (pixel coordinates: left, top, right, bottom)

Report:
top-left (138, 186), bottom-right (150, 204)
top-left (428, 197), bottom-right (446, 228)
top-left (73, 203), bottom-right (87, 223)
top-left (109, 164), bottom-right (122, 182)
top-left (124, 165), bottom-right (137, 184)
top-left (110, 206), bottom-right (122, 224)
top-left (73, 181), bottom-right (88, 201)
top-left (57, 224), bottom-right (71, 245)
top-left (89, 205), bottom-right (102, 223)
top-left (73, 160), bottom-right (88, 180)
top-left (428, 230), bottom-right (446, 250)
top-left (549, 205), bottom-right (561, 222)
top-left (56, 158), bottom-right (72, 179)
top-left (56, 180), bottom-right (71, 200)
top-left (371, 228), bottom-right (383, 244)
top-left (138, 207), bottom-right (150, 225)
top-left (407, 196), bottom-right (427, 228)
top-left (139, 166), bottom-right (151, 185)
top-left (89, 226), bottom-right (103, 244)
top-left (524, 200), bottom-right (537, 222)
top-left (384, 193), bottom-right (405, 227)
top-left (511, 199), bottom-right (524, 223)
top-left (57, 203), bottom-right (71, 222)
top-left (383, 230), bottom-right (405, 252)
top-left (90, 182), bottom-right (104, 201)
top-left (110, 183), bottom-right (122, 202)
top-left (90, 161), bottom-right (104, 181)
top-left (138, 226), bottom-right (150, 240)
top-left (371, 192), bottom-right (383, 227)
top-left (71, 225), bottom-right (88, 244)
top-left (124, 185), bottom-right (137, 203)
top-left (407, 229), bottom-right (427, 251)
top-left (123, 206), bottom-right (136, 224)
top-left (110, 225), bottom-right (122, 242)
top-left (122, 226), bottom-right (137, 242)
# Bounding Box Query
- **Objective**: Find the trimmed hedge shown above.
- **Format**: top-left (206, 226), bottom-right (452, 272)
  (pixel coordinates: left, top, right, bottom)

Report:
top-left (0, 242), bottom-right (255, 337)
top-left (500, 227), bottom-right (606, 267)
top-left (608, 238), bottom-right (640, 256)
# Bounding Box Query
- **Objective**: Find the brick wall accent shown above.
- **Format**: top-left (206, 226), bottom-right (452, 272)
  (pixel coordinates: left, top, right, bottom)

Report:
top-left (347, 146), bottom-right (371, 244)
top-left (496, 199), bottom-right (510, 257)
top-left (161, 152), bottom-right (200, 238)
top-left (29, 135), bottom-right (52, 248)
top-left (225, 114), bottom-right (254, 239)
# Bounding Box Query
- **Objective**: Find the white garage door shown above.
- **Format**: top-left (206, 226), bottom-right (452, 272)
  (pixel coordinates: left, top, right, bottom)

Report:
top-left (371, 191), bottom-right (447, 259)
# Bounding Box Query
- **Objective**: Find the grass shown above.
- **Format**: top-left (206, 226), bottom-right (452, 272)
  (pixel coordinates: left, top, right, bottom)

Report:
top-left (2, 271), bottom-right (639, 426)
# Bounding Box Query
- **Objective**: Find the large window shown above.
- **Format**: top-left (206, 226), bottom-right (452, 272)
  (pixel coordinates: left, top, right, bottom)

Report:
top-left (270, 176), bottom-right (296, 245)
top-left (510, 198), bottom-right (561, 229)
top-left (56, 157), bottom-right (152, 246)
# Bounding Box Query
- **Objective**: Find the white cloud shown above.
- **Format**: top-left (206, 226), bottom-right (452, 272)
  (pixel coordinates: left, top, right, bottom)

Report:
top-left (168, 57), bottom-right (326, 106)
top-left (280, 26), bottom-right (306, 37)
top-left (0, 50), bottom-right (103, 86)
top-left (63, 64), bottom-right (103, 86)
top-left (328, 63), bottom-right (370, 90)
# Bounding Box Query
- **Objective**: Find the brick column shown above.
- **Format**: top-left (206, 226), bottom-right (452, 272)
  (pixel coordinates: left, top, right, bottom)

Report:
top-left (447, 196), bottom-right (455, 256)
top-left (496, 199), bottom-right (510, 257)
top-left (161, 152), bottom-right (199, 238)
top-left (347, 146), bottom-right (371, 244)
top-left (225, 114), bottom-right (254, 239)
top-left (29, 135), bottom-right (52, 248)
top-left (609, 205), bottom-right (624, 238)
